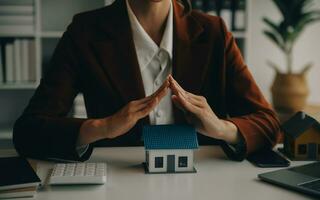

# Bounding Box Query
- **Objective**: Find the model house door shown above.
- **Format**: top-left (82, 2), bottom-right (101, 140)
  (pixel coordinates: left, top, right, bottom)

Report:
top-left (308, 143), bottom-right (317, 159)
top-left (167, 155), bottom-right (175, 172)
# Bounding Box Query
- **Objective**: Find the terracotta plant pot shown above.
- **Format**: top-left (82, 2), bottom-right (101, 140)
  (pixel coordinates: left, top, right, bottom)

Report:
top-left (271, 73), bottom-right (309, 112)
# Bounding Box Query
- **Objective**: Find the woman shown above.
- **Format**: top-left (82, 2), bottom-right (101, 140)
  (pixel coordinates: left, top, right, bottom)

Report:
top-left (13, 0), bottom-right (280, 161)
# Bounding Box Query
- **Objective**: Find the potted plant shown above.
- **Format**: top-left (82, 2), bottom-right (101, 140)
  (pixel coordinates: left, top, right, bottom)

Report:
top-left (263, 0), bottom-right (320, 112)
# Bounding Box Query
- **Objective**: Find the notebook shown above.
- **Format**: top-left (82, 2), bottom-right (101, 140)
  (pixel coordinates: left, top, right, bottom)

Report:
top-left (0, 157), bottom-right (41, 191)
top-left (0, 186), bottom-right (37, 199)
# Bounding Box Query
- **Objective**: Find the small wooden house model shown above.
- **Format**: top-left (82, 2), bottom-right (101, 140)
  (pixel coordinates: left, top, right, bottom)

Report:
top-left (142, 125), bottom-right (199, 174)
top-left (282, 112), bottom-right (320, 160)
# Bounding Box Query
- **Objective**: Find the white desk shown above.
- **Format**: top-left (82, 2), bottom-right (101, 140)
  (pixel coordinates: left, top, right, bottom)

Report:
top-left (2, 146), bottom-right (317, 200)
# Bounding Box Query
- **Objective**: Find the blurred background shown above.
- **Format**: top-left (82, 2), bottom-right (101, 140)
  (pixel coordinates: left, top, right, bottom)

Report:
top-left (0, 0), bottom-right (319, 149)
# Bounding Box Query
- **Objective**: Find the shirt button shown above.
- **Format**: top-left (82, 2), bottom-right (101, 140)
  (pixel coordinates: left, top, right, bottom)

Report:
top-left (155, 80), bottom-right (160, 86)
top-left (158, 50), bottom-right (164, 58)
top-left (156, 110), bottom-right (162, 118)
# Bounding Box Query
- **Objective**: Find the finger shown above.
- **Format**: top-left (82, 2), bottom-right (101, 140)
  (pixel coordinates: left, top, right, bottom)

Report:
top-left (132, 97), bottom-right (152, 104)
top-left (169, 75), bottom-right (186, 94)
top-left (170, 78), bottom-right (186, 98)
top-left (170, 82), bottom-right (192, 107)
top-left (176, 91), bottom-right (202, 115)
top-left (169, 78), bottom-right (180, 95)
top-left (131, 81), bottom-right (169, 113)
top-left (133, 81), bottom-right (168, 103)
top-left (151, 80), bottom-right (170, 98)
top-left (171, 83), bottom-right (199, 107)
top-left (185, 91), bottom-right (210, 108)
top-left (135, 97), bottom-right (159, 119)
top-left (172, 95), bottom-right (186, 113)
top-left (186, 92), bottom-right (204, 101)
top-left (169, 77), bottom-right (189, 101)
top-left (185, 94), bottom-right (205, 108)
top-left (130, 98), bottom-right (153, 111)
top-left (154, 86), bottom-right (168, 102)
top-left (169, 75), bottom-right (206, 107)
top-left (132, 80), bottom-right (169, 105)
top-left (127, 97), bottom-right (155, 113)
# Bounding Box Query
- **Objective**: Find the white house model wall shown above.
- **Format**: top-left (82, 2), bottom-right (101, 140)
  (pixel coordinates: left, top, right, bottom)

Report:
top-left (146, 149), bottom-right (194, 173)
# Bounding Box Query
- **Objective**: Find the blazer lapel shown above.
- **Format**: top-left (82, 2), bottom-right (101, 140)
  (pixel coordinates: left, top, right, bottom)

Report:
top-left (91, 0), bottom-right (145, 104)
top-left (172, 1), bottom-right (212, 122)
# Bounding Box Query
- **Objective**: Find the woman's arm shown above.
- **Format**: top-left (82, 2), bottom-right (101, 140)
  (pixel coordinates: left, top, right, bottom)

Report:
top-left (220, 18), bottom-right (281, 157)
top-left (167, 18), bottom-right (281, 161)
top-left (77, 81), bottom-right (169, 146)
top-left (13, 26), bottom-right (90, 161)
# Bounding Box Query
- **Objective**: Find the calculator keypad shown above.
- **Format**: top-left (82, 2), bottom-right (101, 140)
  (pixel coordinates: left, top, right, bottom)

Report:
top-left (50, 163), bottom-right (107, 185)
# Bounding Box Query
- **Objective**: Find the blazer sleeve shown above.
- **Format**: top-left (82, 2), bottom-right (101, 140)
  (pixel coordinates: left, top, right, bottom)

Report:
top-left (219, 18), bottom-right (281, 160)
top-left (13, 21), bottom-right (93, 161)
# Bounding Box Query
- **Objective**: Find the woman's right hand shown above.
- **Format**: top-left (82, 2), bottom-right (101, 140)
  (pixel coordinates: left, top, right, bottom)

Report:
top-left (77, 79), bottom-right (170, 146)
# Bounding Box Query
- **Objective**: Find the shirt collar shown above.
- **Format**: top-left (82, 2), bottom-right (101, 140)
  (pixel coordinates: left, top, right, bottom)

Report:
top-left (126, 0), bottom-right (173, 71)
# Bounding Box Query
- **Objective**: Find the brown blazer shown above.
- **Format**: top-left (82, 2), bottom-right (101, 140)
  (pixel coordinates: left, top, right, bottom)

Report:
top-left (13, 0), bottom-right (281, 161)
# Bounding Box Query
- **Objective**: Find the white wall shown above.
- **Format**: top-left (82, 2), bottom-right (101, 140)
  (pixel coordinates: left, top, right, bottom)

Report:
top-left (247, 0), bottom-right (320, 104)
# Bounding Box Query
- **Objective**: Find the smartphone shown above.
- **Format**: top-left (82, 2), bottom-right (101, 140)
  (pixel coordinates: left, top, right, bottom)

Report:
top-left (247, 148), bottom-right (290, 168)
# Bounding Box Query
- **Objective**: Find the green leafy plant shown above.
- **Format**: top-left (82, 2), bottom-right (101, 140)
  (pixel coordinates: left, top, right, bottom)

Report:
top-left (263, 0), bottom-right (320, 74)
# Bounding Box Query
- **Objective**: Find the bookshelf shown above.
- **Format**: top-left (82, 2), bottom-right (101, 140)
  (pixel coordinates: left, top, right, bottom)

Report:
top-left (0, 0), bottom-right (251, 148)
top-left (0, 0), bottom-right (113, 148)
top-left (191, 0), bottom-right (249, 59)
top-left (0, 0), bottom-right (110, 89)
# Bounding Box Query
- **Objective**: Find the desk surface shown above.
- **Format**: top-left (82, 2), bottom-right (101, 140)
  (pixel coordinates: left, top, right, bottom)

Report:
top-left (2, 146), bottom-right (317, 200)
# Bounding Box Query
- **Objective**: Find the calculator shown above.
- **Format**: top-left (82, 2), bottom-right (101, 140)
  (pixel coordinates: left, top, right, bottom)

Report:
top-left (49, 163), bottom-right (107, 185)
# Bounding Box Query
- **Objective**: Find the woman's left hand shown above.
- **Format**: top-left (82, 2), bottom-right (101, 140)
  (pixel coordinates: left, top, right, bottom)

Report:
top-left (168, 75), bottom-right (240, 145)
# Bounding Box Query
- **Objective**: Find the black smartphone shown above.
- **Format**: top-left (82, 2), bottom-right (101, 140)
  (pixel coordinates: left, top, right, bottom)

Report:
top-left (247, 148), bottom-right (290, 168)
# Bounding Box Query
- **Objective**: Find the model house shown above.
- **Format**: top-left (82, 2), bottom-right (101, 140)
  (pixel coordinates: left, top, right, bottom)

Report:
top-left (142, 125), bottom-right (199, 174)
top-left (282, 112), bottom-right (320, 160)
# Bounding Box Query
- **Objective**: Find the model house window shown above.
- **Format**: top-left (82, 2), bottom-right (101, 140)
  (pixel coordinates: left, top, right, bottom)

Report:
top-left (178, 156), bottom-right (188, 168)
top-left (155, 157), bottom-right (163, 168)
top-left (298, 144), bottom-right (307, 155)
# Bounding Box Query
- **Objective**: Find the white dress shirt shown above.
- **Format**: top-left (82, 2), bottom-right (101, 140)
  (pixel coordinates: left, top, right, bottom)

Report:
top-left (126, 0), bottom-right (175, 125)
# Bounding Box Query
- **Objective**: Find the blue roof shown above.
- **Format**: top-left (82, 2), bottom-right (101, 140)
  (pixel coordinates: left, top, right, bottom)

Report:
top-left (142, 125), bottom-right (199, 150)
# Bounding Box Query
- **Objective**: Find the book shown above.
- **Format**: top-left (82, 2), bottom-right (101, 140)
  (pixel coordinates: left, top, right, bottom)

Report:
top-left (220, 9), bottom-right (232, 30)
top-left (0, 186), bottom-right (37, 199)
top-left (0, 41), bottom-right (5, 82)
top-left (0, 25), bottom-right (34, 35)
top-left (0, 43), bottom-right (3, 83)
top-left (0, 0), bottom-right (34, 6)
top-left (205, 0), bottom-right (217, 16)
top-left (207, 10), bottom-right (217, 16)
top-left (13, 39), bottom-right (21, 82)
top-left (0, 15), bottom-right (34, 25)
top-left (0, 5), bottom-right (34, 15)
top-left (4, 42), bottom-right (13, 82)
top-left (21, 39), bottom-right (29, 82)
top-left (0, 157), bottom-right (40, 191)
top-left (234, 9), bottom-right (245, 30)
top-left (28, 39), bottom-right (35, 81)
